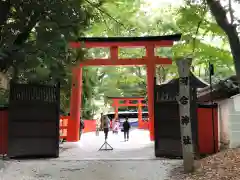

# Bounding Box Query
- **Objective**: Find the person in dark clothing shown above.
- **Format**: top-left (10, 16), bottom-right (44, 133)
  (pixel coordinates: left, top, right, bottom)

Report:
top-left (103, 115), bottom-right (110, 140)
top-left (79, 117), bottom-right (85, 140)
top-left (123, 117), bottom-right (131, 141)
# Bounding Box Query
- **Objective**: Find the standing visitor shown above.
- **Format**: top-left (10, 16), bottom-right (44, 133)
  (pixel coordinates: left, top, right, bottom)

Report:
top-left (103, 115), bottom-right (110, 140)
top-left (113, 118), bottom-right (120, 134)
top-left (96, 113), bottom-right (102, 136)
top-left (79, 117), bottom-right (85, 140)
top-left (100, 112), bottom-right (104, 130)
top-left (123, 117), bottom-right (131, 141)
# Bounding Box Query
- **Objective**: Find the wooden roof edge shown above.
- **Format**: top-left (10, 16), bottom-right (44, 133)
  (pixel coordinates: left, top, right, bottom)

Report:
top-left (197, 75), bottom-right (239, 95)
top-left (158, 72), bottom-right (208, 87)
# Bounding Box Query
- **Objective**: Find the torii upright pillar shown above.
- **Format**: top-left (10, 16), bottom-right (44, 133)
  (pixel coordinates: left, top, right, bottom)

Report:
top-left (146, 45), bottom-right (156, 140)
top-left (67, 66), bottom-right (83, 142)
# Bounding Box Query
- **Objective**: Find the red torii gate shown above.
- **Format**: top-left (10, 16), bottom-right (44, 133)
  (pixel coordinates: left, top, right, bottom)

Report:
top-left (67, 34), bottom-right (181, 142)
top-left (109, 97), bottom-right (147, 126)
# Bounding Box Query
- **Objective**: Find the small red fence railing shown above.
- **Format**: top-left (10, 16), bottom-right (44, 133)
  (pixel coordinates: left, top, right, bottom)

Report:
top-left (59, 116), bottom-right (97, 140)
top-left (60, 116), bottom-right (68, 139)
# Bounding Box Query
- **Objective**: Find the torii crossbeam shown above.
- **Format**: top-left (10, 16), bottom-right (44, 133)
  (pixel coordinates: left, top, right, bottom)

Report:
top-left (67, 34), bottom-right (182, 142)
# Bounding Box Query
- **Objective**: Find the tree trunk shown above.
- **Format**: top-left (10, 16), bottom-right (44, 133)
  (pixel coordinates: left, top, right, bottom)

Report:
top-left (0, 11), bottom-right (42, 72)
top-left (0, 1), bottom-right (11, 29)
top-left (206, 0), bottom-right (240, 83)
top-left (156, 65), bottom-right (166, 84)
top-left (12, 65), bottom-right (19, 82)
top-left (156, 66), bottom-right (161, 85)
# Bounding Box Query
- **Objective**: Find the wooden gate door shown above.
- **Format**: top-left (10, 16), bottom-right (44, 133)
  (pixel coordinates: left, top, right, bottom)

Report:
top-left (7, 81), bottom-right (60, 158)
top-left (154, 83), bottom-right (198, 158)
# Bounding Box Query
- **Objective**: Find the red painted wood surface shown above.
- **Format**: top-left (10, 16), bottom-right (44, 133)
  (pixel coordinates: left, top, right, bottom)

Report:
top-left (76, 57), bottom-right (172, 66)
top-left (60, 116), bottom-right (96, 139)
top-left (68, 67), bottom-right (82, 142)
top-left (60, 116), bottom-right (68, 139)
top-left (146, 46), bottom-right (155, 141)
top-left (110, 97), bottom-right (145, 100)
top-left (198, 107), bottom-right (219, 154)
top-left (83, 120), bottom-right (96, 133)
top-left (139, 121), bottom-right (149, 130)
top-left (69, 40), bottom-right (174, 48)
top-left (112, 104), bottom-right (147, 107)
top-left (0, 108), bottom-right (8, 155)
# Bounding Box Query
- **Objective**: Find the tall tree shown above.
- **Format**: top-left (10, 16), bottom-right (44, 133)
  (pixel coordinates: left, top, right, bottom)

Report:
top-left (175, 2), bottom-right (235, 82)
top-left (206, 0), bottom-right (240, 80)
top-left (0, 0), bottom-right (111, 118)
top-left (180, 0), bottom-right (240, 81)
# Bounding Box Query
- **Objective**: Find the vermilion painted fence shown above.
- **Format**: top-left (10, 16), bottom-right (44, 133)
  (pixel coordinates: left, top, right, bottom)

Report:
top-left (83, 120), bottom-right (96, 133)
top-left (59, 116), bottom-right (68, 139)
top-left (59, 116), bottom-right (96, 139)
top-left (137, 106), bottom-right (219, 155)
top-left (138, 121), bottom-right (149, 130)
top-left (197, 106), bottom-right (219, 154)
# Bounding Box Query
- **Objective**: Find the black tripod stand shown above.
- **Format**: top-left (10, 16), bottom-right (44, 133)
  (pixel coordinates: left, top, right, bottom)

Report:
top-left (98, 140), bottom-right (113, 151)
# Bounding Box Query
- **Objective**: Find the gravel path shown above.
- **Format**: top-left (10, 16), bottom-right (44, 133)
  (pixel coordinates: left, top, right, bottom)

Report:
top-left (1, 159), bottom-right (182, 180)
top-left (0, 130), bottom-right (183, 180)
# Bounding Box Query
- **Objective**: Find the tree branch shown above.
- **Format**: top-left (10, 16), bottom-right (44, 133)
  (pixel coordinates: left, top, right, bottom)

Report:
top-left (206, 0), bottom-right (240, 81)
top-left (206, 0), bottom-right (231, 32)
top-left (228, 0), bottom-right (234, 24)
top-left (0, 0), bottom-right (11, 26)
top-left (0, 0), bottom-right (11, 43)
top-left (14, 13), bottom-right (41, 45)
top-left (192, 3), bottom-right (208, 54)
top-left (84, 0), bottom-right (128, 29)
top-left (1, 11), bottom-right (43, 72)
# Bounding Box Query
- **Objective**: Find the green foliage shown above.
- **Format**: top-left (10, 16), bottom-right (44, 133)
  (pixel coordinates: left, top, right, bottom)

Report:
top-left (173, 3), bottom-right (234, 81)
top-left (0, 88), bottom-right (8, 106)
top-left (82, 0), bottom-right (237, 115)
top-left (0, 0), bottom-right (237, 118)
top-left (0, 0), bottom-right (110, 119)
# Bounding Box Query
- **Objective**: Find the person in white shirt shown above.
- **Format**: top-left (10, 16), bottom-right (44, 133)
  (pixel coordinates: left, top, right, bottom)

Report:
top-left (95, 114), bottom-right (102, 136)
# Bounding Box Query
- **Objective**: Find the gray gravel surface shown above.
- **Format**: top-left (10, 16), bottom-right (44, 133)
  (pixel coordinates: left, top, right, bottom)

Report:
top-left (0, 130), bottom-right (183, 180)
top-left (0, 159), bottom-right (182, 180)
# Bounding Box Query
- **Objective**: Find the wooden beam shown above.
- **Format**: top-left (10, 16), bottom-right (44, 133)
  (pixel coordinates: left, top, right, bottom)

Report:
top-left (79, 57), bottom-right (172, 66)
top-left (70, 34), bottom-right (182, 48)
top-left (70, 41), bottom-right (174, 48)
top-left (112, 103), bottom-right (147, 107)
top-left (108, 97), bottom-right (145, 100)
